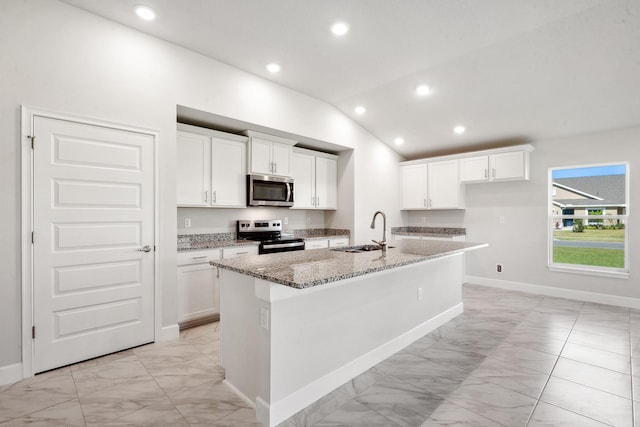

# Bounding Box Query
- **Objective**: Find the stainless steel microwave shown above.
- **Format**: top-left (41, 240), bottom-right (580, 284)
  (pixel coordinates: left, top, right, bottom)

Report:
top-left (247, 174), bottom-right (294, 207)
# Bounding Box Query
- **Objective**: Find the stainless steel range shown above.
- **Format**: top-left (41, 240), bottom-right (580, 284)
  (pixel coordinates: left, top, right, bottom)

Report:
top-left (237, 219), bottom-right (305, 254)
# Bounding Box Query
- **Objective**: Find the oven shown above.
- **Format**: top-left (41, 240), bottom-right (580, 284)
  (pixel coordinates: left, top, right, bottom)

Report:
top-left (237, 219), bottom-right (305, 254)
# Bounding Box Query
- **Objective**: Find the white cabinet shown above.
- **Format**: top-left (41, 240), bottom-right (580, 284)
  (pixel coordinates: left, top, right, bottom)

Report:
top-left (177, 125), bottom-right (247, 208)
top-left (292, 148), bottom-right (338, 210)
top-left (305, 239), bottom-right (329, 250)
top-left (427, 160), bottom-right (464, 209)
top-left (460, 150), bottom-right (530, 183)
top-left (177, 249), bottom-right (222, 325)
top-left (401, 161), bottom-right (463, 210)
top-left (222, 246), bottom-right (258, 259)
top-left (243, 131), bottom-right (296, 177)
top-left (177, 132), bottom-right (209, 206)
top-left (328, 237), bottom-right (349, 248)
top-left (401, 164), bottom-right (428, 209)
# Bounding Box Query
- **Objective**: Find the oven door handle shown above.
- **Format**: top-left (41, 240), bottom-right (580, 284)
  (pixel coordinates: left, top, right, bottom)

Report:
top-left (262, 242), bottom-right (305, 250)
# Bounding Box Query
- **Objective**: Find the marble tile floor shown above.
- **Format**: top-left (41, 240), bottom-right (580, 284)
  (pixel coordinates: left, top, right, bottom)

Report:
top-left (2, 284), bottom-right (640, 426)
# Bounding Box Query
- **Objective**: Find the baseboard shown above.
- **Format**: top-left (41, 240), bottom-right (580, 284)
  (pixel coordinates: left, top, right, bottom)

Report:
top-left (465, 275), bottom-right (640, 310)
top-left (158, 324), bottom-right (180, 341)
top-left (258, 303), bottom-right (464, 427)
top-left (179, 314), bottom-right (219, 331)
top-left (0, 363), bottom-right (23, 386)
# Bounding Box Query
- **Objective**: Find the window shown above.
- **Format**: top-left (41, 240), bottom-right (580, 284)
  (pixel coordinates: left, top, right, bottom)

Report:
top-left (548, 163), bottom-right (629, 278)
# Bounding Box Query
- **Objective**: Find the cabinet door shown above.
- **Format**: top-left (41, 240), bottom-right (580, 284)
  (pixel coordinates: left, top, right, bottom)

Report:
top-left (249, 137), bottom-right (273, 175)
top-left (401, 164), bottom-right (428, 209)
top-left (211, 137), bottom-right (246, 207)
top-left (491, 151), bottom-right (526, 181)
top-left (271, 142), bottom-right (292, 176)
top-left (177, 264), bottom-right (219, 323)
top-left (177, 132), bottom-right (210, 206)
top-left (315, 157), bottom-right (337, 209)
top-left (428, 160), bottom-right (462, 209)
top-left (459, 156), bottom-right (489, 182)
top-left (291, 152), bottom-right (315, 209)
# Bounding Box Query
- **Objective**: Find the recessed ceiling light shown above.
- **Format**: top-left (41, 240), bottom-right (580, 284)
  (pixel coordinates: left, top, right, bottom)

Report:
top-left (266, 63), bottom-right (281, 73)
top-left (331, 22), bottom-right (350, 36)
top-left (394, 137), bottom-right (404, 145)
top-left (134, 5), bottom-right (156, 21)
top-left (453, 125), bottom-right (466, 134)
top-left (354, 106), bottom-right (366, 115)
top-left (416, 85), bottom-right (431, 95)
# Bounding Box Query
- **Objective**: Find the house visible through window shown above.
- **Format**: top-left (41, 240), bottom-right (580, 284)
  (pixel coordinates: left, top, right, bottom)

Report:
top-left (549, 163), bottom-right (629, 277)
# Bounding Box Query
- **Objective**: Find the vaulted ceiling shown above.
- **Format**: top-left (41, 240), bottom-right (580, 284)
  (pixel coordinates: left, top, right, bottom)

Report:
top-left (60, 0), bottom-right (640, 159)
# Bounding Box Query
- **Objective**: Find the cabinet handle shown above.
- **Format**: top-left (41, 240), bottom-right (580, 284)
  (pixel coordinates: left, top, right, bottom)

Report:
top-left (424, 198), bottom-right (427, 207)
top-left (312, 196), bottom-right (315, 206)
top-left (213, 190), bottom-right (217, 203)
top-left (236, 251), bottom-right (248, 255)
top-left (274, 162), bottom-right (277, 174)
top-left (316, 197), bottom-right (319, 206)
top-left (216, 267), bottom-right (220, 278)
top-left (429, 198), bottom-right (432, 208)
top-left (204, 191), bottom-right (208, 202)
top-left (269, 162), bottom-right (273, 173)
top-left (492, 168), bottom-right (496, 178)
top-left (484, 168), bottom-right (488, 178)
top-left (191, 256), bottom-right (208, 260)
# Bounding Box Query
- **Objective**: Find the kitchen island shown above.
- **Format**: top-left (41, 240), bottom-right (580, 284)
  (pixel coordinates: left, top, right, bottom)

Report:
top-left (211, 239), bottom-right (487, 426)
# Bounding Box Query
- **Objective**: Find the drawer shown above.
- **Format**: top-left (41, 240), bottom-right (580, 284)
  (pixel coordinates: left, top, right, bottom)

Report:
top-left (222, 246), bottom-right (259, 259)
top-left (328, 237), bottom-right (349, 248)
top-left (305, 239), bottom-right (329, 250)
top-left (177, 249), bottom-right (221, 266)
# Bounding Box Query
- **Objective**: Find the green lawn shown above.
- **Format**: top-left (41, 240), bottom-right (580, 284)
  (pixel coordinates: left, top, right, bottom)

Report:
top-left (553, 247), bottom-right (624, 268)
top-left (553, 228), bottom-right (625, 242)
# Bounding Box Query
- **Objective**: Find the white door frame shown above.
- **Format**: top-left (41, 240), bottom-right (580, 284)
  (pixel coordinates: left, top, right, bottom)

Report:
top-left (20, 106), bottom-right (163, 378)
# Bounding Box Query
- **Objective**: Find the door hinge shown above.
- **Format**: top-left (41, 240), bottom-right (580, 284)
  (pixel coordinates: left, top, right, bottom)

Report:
top-left (27, 135), bottom-right (35, 149)
top-left (32, 326), bottom-right (35, 339)
top-left (31, 231), bottom-right (34, 244)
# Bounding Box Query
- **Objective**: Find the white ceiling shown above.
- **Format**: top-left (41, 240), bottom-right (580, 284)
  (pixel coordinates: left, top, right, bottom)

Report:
top-left (60, 0), bottom-right (640, 158)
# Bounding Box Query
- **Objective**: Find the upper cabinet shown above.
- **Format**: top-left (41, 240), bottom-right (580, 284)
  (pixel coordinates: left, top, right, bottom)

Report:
top-left (401, 160), bottom-right (463, 210)
top-left (460, 148), bottom-right (532, 183)
top-left (291, 148), bottom-right (338, 210)
top-left (400, 144), bottom-right (533, 210)
top-left (177, 124), bottom-right (247, 208)
top-left (243, 131), bottom-right (296, 177)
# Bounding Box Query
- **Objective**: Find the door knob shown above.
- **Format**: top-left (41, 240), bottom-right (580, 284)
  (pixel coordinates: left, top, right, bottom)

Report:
top-left (138, 245), bottom-right (152, 252)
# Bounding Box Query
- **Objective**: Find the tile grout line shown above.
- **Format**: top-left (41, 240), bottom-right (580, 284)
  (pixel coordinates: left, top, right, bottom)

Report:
top-left (524, 299), bottom-right (584, 426)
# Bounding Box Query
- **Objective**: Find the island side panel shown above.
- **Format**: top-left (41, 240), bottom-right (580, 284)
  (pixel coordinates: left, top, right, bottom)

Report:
top-left (219, 270), bottom-right (261, 404)
top-left (262, 253), bottom-right (464, 425)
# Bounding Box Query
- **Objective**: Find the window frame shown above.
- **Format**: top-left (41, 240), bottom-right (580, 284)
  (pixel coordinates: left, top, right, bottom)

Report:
top-left (547, 162), bottom-right (630, 279)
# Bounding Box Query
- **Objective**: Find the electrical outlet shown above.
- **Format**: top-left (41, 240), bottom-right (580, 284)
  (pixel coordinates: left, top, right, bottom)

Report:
top-left (184, 218), bottom-right (191, 228)
top-left (499, 216), bottom-right (505, 224)
top-left (417, 287), bottom-right (423, 301)
top-left (497, 264), bottom-right (502, 273)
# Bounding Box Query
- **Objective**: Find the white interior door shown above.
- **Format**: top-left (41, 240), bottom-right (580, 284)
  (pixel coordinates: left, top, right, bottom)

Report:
top-left (32, 116), bottom-right (155, 373)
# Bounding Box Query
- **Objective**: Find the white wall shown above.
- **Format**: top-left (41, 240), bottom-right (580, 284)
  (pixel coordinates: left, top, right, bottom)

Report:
top-left (407, 126), bottom-right (640, 299)
top-left (0, 0), bottom-right (401, 372)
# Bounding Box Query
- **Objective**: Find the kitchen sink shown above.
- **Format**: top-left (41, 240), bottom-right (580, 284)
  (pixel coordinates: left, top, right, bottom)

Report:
top-left (332, 244), bottom-right (395, 253)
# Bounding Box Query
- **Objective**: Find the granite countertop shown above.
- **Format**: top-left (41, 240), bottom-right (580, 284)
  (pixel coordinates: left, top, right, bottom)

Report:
top-left (391, 226), bottom-right (466, 238)
top-left (211, 239), bottom-right (487, 289)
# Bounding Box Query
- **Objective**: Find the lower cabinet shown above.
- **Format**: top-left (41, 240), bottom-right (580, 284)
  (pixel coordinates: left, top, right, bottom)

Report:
top-left (177, 249), bottom-right (222, 327)
top-left (177, 246), bottom-right (258, 328)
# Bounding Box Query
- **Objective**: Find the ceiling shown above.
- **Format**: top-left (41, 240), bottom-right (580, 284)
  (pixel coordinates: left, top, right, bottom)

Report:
top-left (60, 0), bottom-right (640, 159)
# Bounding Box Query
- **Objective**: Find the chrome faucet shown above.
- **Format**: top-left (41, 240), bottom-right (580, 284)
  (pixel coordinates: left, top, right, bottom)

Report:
top-left (370, 211), bottom-right (388, 254)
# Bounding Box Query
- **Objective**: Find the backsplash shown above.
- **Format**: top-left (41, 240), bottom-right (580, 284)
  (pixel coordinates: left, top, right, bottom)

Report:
top-left (177, 232), bottom-right (235, 251)
top-left (391, 226), bottom-right (466, 236)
